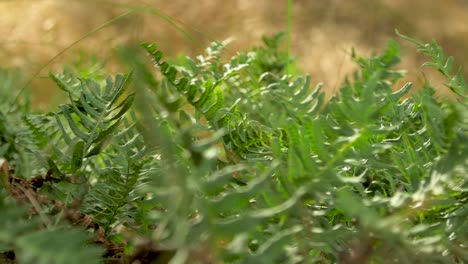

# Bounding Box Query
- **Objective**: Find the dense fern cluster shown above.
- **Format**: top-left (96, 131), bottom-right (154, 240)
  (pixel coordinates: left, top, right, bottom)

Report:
top-left (0, 33), bottom-right (466, 263)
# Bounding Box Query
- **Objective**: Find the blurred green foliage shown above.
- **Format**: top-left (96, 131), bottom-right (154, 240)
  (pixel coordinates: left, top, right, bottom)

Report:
top-left (0, 33), bottom-right (466, 263)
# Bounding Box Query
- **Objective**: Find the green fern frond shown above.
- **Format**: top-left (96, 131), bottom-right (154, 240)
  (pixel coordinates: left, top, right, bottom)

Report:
top-left (29, 71), bottom-right (135, 174)
top-left (397, 30), bottom-right (467, 100)
top-left (141, 42), bottom-right (273, 158)
top-left (0, 191), bottom-right (104, 264)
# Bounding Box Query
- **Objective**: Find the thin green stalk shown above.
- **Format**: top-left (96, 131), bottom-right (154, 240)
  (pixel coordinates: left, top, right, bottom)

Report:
top-left (8, 7), bottom-right (146, 113)
top-left (286, 0), bottom-right (293, 75)
top-left (7, 2), bottom-right (220, 114)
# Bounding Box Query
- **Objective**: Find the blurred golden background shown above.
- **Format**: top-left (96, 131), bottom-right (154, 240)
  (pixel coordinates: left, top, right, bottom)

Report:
top-left (1, 0), bottom-right (467, 106)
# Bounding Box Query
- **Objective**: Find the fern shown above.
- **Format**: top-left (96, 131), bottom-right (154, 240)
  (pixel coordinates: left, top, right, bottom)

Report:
top-left (0, 69), bottom-right (36, 177)
top-left (0, 33), bottom-right (466, 263)
top-left (141, 42), bottom-right (273, 158)
top-left (23, 71), bottom-right (134, 175)
top-left (124, 35), bottom-right (467, 262)
top-left (0, 190), bottom-right (103, 264)
top-left (397, 30), bottom-right (467, 100)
